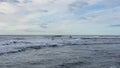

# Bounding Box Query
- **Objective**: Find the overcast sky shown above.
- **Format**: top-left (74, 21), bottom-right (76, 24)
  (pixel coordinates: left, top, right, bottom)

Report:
top-left (0, 0), bottom-right (120, 35)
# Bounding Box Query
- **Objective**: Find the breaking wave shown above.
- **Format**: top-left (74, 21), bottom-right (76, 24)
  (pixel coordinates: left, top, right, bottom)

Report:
top-left (0, 35), bottom-right (120, 55)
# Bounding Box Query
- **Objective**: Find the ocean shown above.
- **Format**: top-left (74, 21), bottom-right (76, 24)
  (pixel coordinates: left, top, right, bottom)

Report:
top-left (0, 35), bottom-right (120, 68)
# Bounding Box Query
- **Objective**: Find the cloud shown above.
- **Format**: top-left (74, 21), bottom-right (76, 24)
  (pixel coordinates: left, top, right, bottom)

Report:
top-left (0, 0), bottom-right (19, 3)
top-left (0, 0), bottom-right (32, 4)
top-left (69, 1), bottom-right (89, 11)
top-left (0, 0), bottom-right (120, 34)
top-left (0, 22), bottom-right (7, 27)
top-left (0, 2), bottom-right (17, 14)
top-left (40, 23), bottom-right (48, 29)
top-left (99, 0), bottom-right (120, 6)
top-left (110, 25), bottom-right (120, 27)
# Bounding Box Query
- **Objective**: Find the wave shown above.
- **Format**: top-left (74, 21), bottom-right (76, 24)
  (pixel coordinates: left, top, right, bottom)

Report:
top-left (56, 61), bottom-right (90, 68)
top-left (1, 40), bottom-right (32, 46)
top-left (0, 36), bottom-right (120, 56)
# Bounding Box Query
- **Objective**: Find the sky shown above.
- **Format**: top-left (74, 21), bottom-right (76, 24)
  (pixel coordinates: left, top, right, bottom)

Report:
top-left (0, 0), bottom-right (120, 35)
